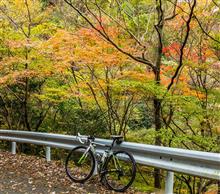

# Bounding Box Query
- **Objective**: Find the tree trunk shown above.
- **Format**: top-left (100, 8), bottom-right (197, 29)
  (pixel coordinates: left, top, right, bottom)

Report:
top-left (154, 97), bottom-right (162, 188)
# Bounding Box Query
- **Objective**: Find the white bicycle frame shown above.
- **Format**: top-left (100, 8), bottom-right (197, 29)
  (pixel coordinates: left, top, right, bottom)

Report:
top-left (76, 133), bottom-right (115, 175)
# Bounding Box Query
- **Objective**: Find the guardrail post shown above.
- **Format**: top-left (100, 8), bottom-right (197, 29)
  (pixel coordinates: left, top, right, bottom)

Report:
top-left (11, 142), bottom-right (16, 154)
top-left (165, 171), bottom-right (174, 194)
top-left (46, 146), bottom-right (51, 162)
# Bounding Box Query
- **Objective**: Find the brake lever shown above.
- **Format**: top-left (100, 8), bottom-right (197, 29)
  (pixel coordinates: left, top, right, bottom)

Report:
top-left (77, 133), bottom-right (84, 144)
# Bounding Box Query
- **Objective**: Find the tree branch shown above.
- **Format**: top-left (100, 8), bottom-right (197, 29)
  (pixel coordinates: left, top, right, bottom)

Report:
top-left (167, 0), bottom-right (197, 90)
top-left (64, 0), bottom-right (155, 70)
top-left (194, 15), bottom-right (220, 44)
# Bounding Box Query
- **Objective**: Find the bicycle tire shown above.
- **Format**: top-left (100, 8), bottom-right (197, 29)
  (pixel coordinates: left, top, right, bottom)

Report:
top-left (65, 146), bottom-right (95, 183)
top-left (103, 150), bottom-right (136, 192)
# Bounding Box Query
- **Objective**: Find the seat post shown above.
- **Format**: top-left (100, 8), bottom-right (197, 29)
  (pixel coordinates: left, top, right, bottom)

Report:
top-left (110, 136), bottom-right (123, 148)
top-left (111, 139), bottom-right (116, 148)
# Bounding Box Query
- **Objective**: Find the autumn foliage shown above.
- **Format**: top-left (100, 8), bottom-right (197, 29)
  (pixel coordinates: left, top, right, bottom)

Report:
top-left (0, 0), bottom-right (219, 193)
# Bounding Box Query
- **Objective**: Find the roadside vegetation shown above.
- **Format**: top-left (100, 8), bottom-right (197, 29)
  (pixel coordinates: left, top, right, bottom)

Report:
top-left (0, 0), bottom-right (219, 193)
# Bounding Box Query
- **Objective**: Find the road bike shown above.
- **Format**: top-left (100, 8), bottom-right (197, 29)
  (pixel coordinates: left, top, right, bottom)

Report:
top-left (65, 133), bottom-right (136, 192)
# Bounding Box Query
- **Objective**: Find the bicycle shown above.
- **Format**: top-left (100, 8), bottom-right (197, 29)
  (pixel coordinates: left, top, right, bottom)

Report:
top-left (65, 133), bottom-right (136, 192)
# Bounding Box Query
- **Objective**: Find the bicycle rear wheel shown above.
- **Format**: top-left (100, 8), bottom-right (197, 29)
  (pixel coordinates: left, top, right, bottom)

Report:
top-left (65, 146), bottom-right (95, 183)
top-left (103, 150), bottom-right (136, 192)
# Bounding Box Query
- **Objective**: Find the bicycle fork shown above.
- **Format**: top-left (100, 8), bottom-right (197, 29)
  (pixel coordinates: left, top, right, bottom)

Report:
top-left (77, 146), bottom-right (91, 164)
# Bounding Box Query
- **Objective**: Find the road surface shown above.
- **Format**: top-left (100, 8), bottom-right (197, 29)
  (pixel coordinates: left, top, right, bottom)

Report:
top-left (0, 151), bottom-right (143, 194)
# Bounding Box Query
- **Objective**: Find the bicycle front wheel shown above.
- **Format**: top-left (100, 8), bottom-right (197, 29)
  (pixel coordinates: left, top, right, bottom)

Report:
top-left (103, 150), bottom-right (136, 192)
top-left (65, 146), bottom-right (95, 183)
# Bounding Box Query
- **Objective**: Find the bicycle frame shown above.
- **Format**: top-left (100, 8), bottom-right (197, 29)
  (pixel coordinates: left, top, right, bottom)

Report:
top-left (76, 134), bottom-right (118, 175)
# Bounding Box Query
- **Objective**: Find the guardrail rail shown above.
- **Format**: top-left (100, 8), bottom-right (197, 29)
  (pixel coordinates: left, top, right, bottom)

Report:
top-left (0, 129), bottom-right (219, 194)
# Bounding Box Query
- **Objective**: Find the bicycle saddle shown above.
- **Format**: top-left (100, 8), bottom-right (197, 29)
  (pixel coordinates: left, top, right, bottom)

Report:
top-left (88, 135), bottom-right (95, 141)
top-left (111, 135), bottom-right (123, 145)
top-left (111, 135), bottom-right (123, 140)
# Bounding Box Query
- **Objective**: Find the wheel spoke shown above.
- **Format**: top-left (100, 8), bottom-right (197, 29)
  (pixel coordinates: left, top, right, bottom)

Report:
top-left (104, 151), bottom-right (136, 192)
top-left (65, 146), bottom-right (95, 183)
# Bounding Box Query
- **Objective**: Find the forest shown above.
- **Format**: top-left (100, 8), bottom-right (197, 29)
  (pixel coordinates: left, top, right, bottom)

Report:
top-left (0, 0), bottom-right (219, 193)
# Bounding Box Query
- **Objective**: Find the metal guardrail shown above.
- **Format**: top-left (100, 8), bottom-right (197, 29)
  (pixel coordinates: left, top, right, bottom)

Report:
top-left (0, 129), bottom-right (220, 194)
